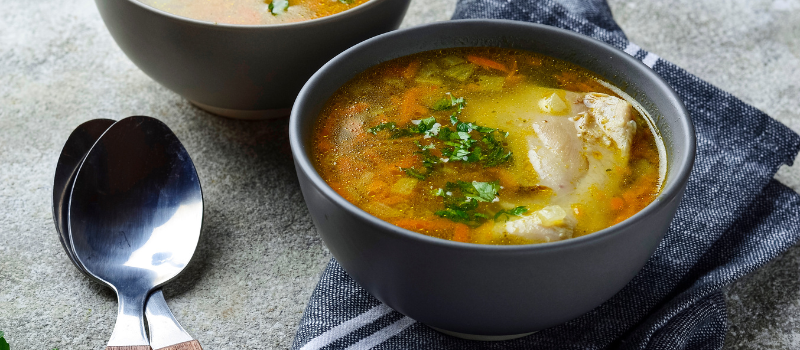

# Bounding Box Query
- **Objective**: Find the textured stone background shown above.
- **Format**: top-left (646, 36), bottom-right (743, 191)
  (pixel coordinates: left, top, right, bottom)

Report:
top-left (0, 0), bottom-right (798, 349)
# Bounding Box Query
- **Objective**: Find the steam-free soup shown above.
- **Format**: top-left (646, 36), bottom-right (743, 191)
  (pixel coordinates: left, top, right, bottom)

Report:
top-left (312, 47), bottom-right (666, 245)
top-left (141, 0), bottom-right (369, 25)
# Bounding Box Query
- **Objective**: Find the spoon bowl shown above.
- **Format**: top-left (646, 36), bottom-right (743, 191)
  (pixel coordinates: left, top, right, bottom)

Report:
top-left (54, 118), bottom-right (203, 350)
top-left (53, 118), bottom-right (116, 273)
top-left (69, 116), bottom-right (203, 348)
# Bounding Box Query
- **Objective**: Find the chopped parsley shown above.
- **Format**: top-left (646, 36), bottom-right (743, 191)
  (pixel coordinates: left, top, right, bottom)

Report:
top-left (494, 206), bottom-right (529, 221)
top-left (366, 121), bottom-right (397, 135)
top-left (413, 117), bottom-right (442, 138)
top-left (399, 141), bottom-right (440, 180)
top-left (432, 181), bottom-right (530, 226)
top-left (365, 94), bottom-right (523, 225)
top-left (436, 119), bottom-right (511, 167)
top-left (367, 116), bottom-right (441, 139)
top-left (366, 94), bottom-right (513, 178)
top-left (432, 93), bottom-right (465, 112)
top-left (432, 97), bottom-right (452, 111)
top-left (434, 181), bottom-right (500, 226)
top-left (402, 167), bottom-right (427, 180)
top-left (268, 0), bottom-right (289, 15)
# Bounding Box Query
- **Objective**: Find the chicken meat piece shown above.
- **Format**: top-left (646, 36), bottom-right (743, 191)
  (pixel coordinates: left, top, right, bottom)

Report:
top-left (526, 91), bottom-right (636, 196)
top-left (571, 92), bottom-right (637, 158)
top-left (494, 205), bottom-right (574, 242)
top-left (499, 91), bottom-right (637, 242)
top-left (526, 117), bottom-right (588, 195)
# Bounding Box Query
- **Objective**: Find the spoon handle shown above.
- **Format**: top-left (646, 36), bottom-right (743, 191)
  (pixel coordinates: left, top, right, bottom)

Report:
top-left (107, 288), bottom-right (150, 349)
top-left (146, 289), bottom-right (200, 350)
top-left (154, 340), bottom-right (203, 350)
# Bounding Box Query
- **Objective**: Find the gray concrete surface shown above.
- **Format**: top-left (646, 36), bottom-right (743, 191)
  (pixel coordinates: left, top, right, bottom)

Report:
top-left (0, 0), bottom-right (797, 349)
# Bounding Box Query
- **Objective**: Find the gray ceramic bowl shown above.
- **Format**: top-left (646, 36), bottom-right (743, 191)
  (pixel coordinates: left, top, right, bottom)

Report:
top-left (94, 0), bottom-right (411, 119)
top-left (290, 20), bottom-right (695, 338)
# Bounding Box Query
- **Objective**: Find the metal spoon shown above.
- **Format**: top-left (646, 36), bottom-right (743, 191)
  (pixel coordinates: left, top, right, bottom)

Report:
top-left (53, 119), bottom-right (203, 350)
top-left (68, 116), bottom-right (203, 350)
top-left (53, 118), bottom-right (116, 272)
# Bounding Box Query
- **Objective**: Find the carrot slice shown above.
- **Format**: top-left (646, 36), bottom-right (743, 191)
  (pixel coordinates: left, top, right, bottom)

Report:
top-left (367, 180), bottom-right (388, 195)
top-left (398, 86), bottom-right (429, 124)
top-left (467, 55), bottom-right (509, 72)
top-left (613, 173), bottom-right (659, 224)
top-left (504, 60), bottom-right (522, 87)
top-left (610, 197), bottom-right (624, 211)
top-left (402, 61), bottom-right (421, 80)
top-left (394, 219), bottom-right (436, 231)
top-left (393, 218), bottom-right (472, 243)
top-left (452, 224), bottom-right (470, 242)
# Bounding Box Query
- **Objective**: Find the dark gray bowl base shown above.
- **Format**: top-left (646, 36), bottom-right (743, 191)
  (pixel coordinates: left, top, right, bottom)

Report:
top-left (190, 100), bottom-right (291, 120)
top-left (430, 326), bottom-right (537, 341)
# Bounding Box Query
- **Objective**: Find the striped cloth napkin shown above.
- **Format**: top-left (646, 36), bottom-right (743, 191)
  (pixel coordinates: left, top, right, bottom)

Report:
top-left (292, 0), bottom-right (800, 348)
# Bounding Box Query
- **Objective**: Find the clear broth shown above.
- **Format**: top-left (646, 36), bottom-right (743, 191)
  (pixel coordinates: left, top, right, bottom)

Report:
top-left (312, 47), bottom-right (665, 245)
top-left (140, 0), bottom-right (369, 25)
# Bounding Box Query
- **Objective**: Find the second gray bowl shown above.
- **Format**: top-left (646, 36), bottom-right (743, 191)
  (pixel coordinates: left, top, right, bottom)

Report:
top-left (94, 0), bottom-right (412, 119)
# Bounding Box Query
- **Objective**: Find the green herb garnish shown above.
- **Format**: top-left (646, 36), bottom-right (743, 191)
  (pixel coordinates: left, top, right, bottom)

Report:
top-left (449, 94), bottom-right (465, 113)
top-left (415, 141), bottom-right (440, 169)
top-left (0, 331), bottom-right (9, 350)
top-left (494, 206), bottom-right (529, 221)
top-left (268, 0), bottom-right (289, 15)
top-left (437, 115), bottom-right (511, 167)
top-left (399, 141), bottom-right (441, 180)
top-left (434, 181), bottom-right (500, 226)
top-left (481, 131), bottom-right (513, 167)
top-left (463, 180), bottom-right (500, 202)
top-left (432, 97), bottom-right (452, 111)
top-left (402, 167), bottom-right (427, 180)
top-left (369, 117), bottom-right (441, 138)
top-left (367, 121), bottom-right (397, 135)
top-left (366, 94), bottom-right (512, 180)
top-left (415, 117), bottom-right (441, 138)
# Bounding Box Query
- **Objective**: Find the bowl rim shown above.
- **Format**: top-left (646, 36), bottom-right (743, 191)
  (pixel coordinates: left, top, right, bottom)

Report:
top-left (290, 19), bottom-right (696, 253)
top-left (120, 0), bottom-right (395, 29)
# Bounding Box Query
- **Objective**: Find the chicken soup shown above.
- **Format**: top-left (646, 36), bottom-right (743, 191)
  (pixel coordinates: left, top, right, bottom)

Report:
top-left (312, 47), bottom-right (666, 245)
top-left (140, 0), bottom-right (369, 25)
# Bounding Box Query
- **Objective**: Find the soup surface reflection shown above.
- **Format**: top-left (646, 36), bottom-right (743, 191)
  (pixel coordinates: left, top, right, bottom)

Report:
top-left (140, 0), bottom-right (369, 25)
top-left (312, 48), bottom-right (666, 245)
